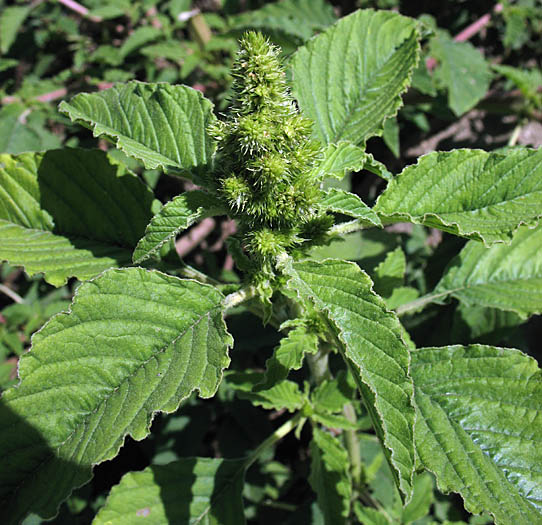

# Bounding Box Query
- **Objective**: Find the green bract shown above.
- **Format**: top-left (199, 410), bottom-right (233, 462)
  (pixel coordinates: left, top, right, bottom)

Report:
top-left (0, 7), bottom-right (541, 525)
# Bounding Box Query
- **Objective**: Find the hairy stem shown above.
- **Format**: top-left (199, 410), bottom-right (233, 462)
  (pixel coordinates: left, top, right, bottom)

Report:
top-left (244, 412), bottom-right (304, 470)
top-left (222, 285), bottom-right (259, 310)
top-left (343, 404), bottom-right (362, 491)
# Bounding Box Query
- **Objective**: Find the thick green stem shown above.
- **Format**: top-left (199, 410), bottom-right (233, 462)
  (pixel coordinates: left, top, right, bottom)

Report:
top-left (222, 285), bottom-right (258, 310)
top-left (329, 219), bottom-right (369, 236)
top-left (244, 412), bottom-right (304, 470)
top-left (306, 345), bottom-right (332, 386)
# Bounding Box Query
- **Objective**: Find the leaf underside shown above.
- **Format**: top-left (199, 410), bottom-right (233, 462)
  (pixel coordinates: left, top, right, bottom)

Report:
top-left (290, 9), bottom-right (420, 146)
top-left (0, 149), bottom-right (154, 286)
top-left (0, 268), bottom-right (232, 524)
top-left (59, 82), bottom-right (216, 173)
top-left (281, 258), bottom-right (415, 500)
top-left (375, 148), bottom-right (542, 244)
top-left (321, 188), bottom-right (382, 227)
top-left (411, 345), bottom-right (542, 524)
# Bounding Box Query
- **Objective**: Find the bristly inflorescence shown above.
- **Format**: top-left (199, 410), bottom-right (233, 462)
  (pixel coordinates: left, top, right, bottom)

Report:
top-left (208, 31), bottom-right (332, 276)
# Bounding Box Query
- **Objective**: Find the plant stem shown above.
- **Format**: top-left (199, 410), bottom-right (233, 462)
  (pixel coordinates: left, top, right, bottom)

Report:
top-left (395, 290), bottom-right (451, 316)
top-left (508, 122), bottom-right (523, 147)
top-left (343, 403), bottom-right (362, 491)
top-left (329, 220), bottom-right (367, 236)
top-left (244, 412), bottom-right (304, 470)
top-left (306, 345), bottom-right (332, 386)
top-left (0, 284), bottom-right (24, 304)
top-left (222, 285), bottom-right (258, 310)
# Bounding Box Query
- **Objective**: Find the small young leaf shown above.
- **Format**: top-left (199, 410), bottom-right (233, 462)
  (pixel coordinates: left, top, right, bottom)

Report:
top-left (309, 428), bottom-right (351, 524)
top-left (59, 82), bottom-right (216, 173)
top-left (434, 225), bottom-right (542, 317)
top-left (0, 149), bottom-right (154, 286)
top-left (311, 371), bottom-right (356, 414)
top-left (290, 9), bottom-right (420, 146)
top-left (412, 345), bottom-right (542, 524)
top-left (431, 34), bottom-right (492, 116)
top-left (226, 372), bottom-right (306, 412)
top-left (0, 268), bottom-right (232, 523)
top-left (320, 188), bottom-right (382, 227)
top-left (372, 246), bottom-right (406, 297)
top-left (281, 258), bottom-right (415, 500)
top-left (375, 148), bottom-right (542, 244)
top-left (133, 191), bottom-right (226, 264)
top-left (258, 324), bottom-right (319, 390)
top-left (309, 141), bottom-right (367, 181)
top-left (93, 458), bottom-right (246, 525)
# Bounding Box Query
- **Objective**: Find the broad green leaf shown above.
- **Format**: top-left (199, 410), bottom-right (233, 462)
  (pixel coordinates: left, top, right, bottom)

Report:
top-left (226, 372), bottom-right (305, 412)
top-left (310, 142), bottom-right (367, 180)
top-left (310, 412), bottom-right (359, 431)
top-left (434, 225), bottom-right (542, 317)
top-left (280, 258), bottom-right (415, 499)
top-left (431, 34), bottom-right (492, 116)
top-left (0, 6), bottom-right (30, 54)
top-left (412, 345), bottom-right (542, 524)
top-left (93, 458), bottom-right (246, 525)
top-left (0, 104), bottom-right (61, 154)
top-left (382, 118), bottom-right (400, 158)
top-left (402, 473), bottom-right (434, 523)
top-left (0, 268), bottom-right (232, 523)
top-left (375, 149), bottom-right (542, 244)
top-left (290, 9), bottom-right (420, 146)
top-left (133, 191), bottom-right (226, 264)
top-left (372, 246), bottom-right (406, 297)
top-left (228, 0), bottom-right (337, 42)
top-left (385, 287), bottom-right (419, 311)
top-left (59, 82), bottom-right (216, 172)
top-left (309, 428), bottom-right (351, 524)
top-left (320, 188), bottom-right (382, 227)
top-left (258, 324), bottom-right (318, 389)
top-left (0, 149), bottom-right (154, 286)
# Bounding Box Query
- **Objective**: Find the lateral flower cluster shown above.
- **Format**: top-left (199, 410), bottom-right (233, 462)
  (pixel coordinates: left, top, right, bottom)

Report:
top-left (208, 32), bottom-right (331, 270)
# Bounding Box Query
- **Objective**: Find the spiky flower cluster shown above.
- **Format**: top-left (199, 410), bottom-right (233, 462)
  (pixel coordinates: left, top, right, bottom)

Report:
top-left (209, 32), bottom-right (331, 271)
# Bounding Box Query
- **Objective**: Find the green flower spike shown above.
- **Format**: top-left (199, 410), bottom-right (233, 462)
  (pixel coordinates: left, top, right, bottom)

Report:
top-left (208, 31), bottom-right (330, 277)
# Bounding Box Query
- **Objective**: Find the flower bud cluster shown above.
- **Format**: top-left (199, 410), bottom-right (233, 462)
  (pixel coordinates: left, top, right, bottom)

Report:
top-left (208, 32), bottom-right (331, 270)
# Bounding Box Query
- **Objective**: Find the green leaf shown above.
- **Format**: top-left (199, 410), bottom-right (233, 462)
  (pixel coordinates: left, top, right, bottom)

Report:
top-left (431, 33), bottom-right (492, 116)
top-left (0, 104), bottom-right (61, 154)
top-left (311, 371), bottom-right (356, 414)
top-left (0, 268), bottom-right (232, 523)
top-left (309, 428), bottom-right (351, 525)
top-left (492, 64), bottom-right (542, 106)
top-left (93, 458), bottom-right (246, 525)
top-left (402, 473), bottom-right (434, 523)
top-left (258, 324), bottom-right (318, 390)
top-left (310, 411), bottom-right (359, 431)
top-left (372, 246), bottom-right (406, 297)
top-left (375, 148), bottom-right (542, 244)
top-left (0, 149), bottom-right (154, 286)
top-left (411, 345), bottom-right (542, 524)
top-left (0, 6), bottom-right (30, 54)
top-left (226, 372), bottom-right (306, 412)
top-left (280, 258), bottom-right (415, 500)
top-left (433, 225), bottom-right (542, 317)
top-left (228, 0), bottom-right (337, 42)
top-left (310, 142), bottom-right (367, 181)
top-left (59, 82), bottom-right (216, 173)
top-left (290, 9), bottom-right (420, 146)
top-left (382, 118), bottom-right (400, 158)
top-left (320, 188), bottom-right (382, 227)
top-left (133, 191), bottom-right (226, 264)
top-left (119, 26), bottom-right (162, 58)
top-left (354, 504), bottom-right (392, 525)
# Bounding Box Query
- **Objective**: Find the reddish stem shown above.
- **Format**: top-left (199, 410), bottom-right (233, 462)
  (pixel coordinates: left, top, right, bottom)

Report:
top-left (426, 3), bottom-right (503, 71)
top-left (58, 0), bottom-right (101, 22)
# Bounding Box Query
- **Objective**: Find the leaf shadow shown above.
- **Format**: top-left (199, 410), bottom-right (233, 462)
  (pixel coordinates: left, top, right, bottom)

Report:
top-left (0, 398), bottom-right (90, 524)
